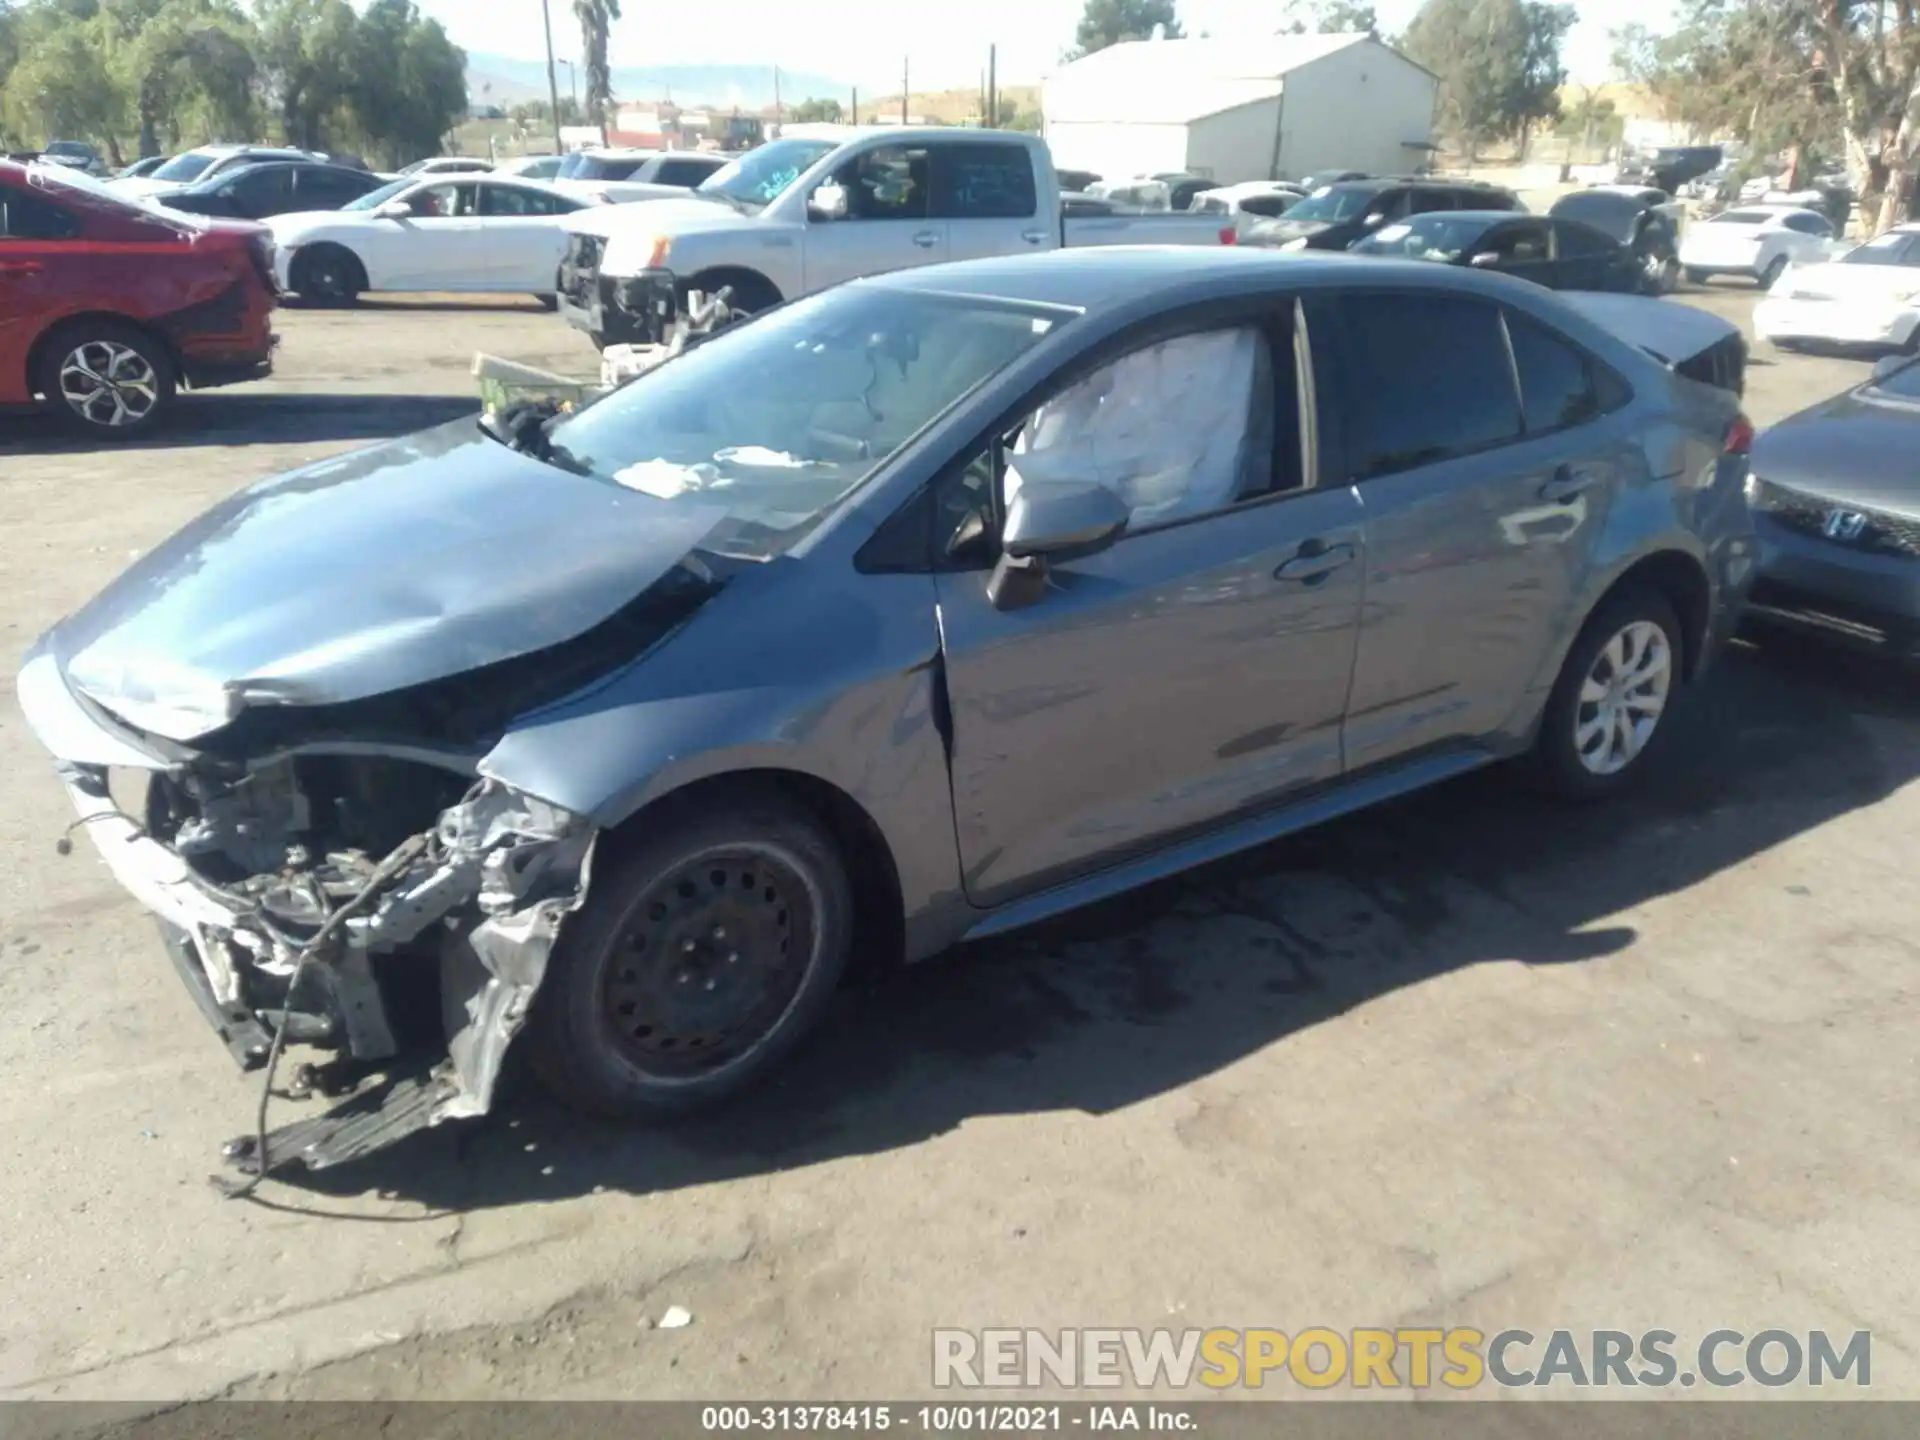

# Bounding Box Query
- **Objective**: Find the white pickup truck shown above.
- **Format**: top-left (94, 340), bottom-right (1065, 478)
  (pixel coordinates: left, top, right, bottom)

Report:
top-left (556, 128), bottom-right (1236, 348)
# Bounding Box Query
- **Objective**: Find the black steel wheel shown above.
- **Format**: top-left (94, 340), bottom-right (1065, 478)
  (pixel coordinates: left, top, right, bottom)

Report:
top-left (290, 243), bottom-right (366, 306)
top-left (527, 791), bottom-right (854, 1118)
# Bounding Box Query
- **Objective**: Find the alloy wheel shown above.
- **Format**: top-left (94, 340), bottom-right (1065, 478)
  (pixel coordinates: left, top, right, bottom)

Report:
top-left (599, 845), bottom-right (817, 1080)
top-left (1573, 621), bottom-right (1673, 776)
top-left (58, 340), bottom-right (160, 429)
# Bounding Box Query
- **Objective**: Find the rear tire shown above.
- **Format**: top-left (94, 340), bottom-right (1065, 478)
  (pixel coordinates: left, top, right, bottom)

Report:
top-left (1530, 587), bottom-right (1685, 802)
top-left (1759, 255), bottom-right (1788, 289)
top-left (526, 790), bottom-right (854, 1120)
top-left (289, 243), bottom-right (366, 306)
top-left (32, 320), bottom-right (176, 440)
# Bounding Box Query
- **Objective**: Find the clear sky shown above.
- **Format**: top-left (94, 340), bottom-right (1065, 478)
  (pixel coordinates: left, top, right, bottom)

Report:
top-left (413, 0), bottom-right (1676, 94)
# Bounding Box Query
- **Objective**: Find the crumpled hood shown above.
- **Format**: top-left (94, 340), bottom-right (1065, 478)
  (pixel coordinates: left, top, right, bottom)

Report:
top-left (1556, 290), bottom-right (1739, 366)
top-left (50, 420), bottom-right (727, 743)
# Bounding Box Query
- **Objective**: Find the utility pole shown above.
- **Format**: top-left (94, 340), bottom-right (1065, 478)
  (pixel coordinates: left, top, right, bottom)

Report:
top-left (902, 58), bottom-right (909, 125)
top-left (851, 87), bottom-right (859, 125)
top-left (988, 44), bottom-right (998, 128)
top-left (540, 0), bottom-right (564, 155)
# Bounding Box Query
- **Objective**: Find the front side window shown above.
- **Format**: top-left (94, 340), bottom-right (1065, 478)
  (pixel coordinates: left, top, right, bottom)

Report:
top-left (409, 182), bottom-right (478, 218)
top-left (1407, 188), bottom-right (1456, 215)
top-left (1484, 221), bottom-right (1550, 261)
top-left (1839, 232), bottom-right (1920, 266)
top-left (1550, 220), bottom-right (1616, 257)
top-left (1782, 212), bottom-right (1831, 236)
top-left (1353, 214), bottom-right (1490, 261)
top-left (1334, 292), bottom-right (1522, 478)
top-left (1283, 185), bottom-right (1376, 222)
top-left (1865, 355), bottom-right (1920, 401)
top-left (655, 157), bottom-right (719, 186)
top-left (1002, 323), bottom-right (1295, 529)
top-left (544, 285), bottom-right (1063, 558)
top-left (932, 144), bottom-right (1037, 220)
top-left (226, 167), bottom-right (295, 212)
top-left (831, 147), bottom-right (931, 220)
top-left (1239, 193), bottom-right (1296, 218)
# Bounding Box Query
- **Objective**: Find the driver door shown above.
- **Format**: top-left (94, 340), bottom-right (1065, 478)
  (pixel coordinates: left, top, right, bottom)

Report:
top-left (801, 144), bottom-right (948, 292)
top-left (931, 302), bottom-right (1366, 907)
top-left (376, 181), bottom-right (491, 290)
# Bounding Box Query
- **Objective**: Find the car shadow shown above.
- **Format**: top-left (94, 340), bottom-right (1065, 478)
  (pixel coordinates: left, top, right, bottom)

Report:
top-left (292, 296), bottom-right (554, 315)
top-left (277, 639), bottom-right (1919, 1214)
top-left (0, 392), bottom-right (477, 455)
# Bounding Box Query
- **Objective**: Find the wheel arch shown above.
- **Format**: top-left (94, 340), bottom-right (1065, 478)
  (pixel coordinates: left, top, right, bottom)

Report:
top-left (681, 265), bottom-right (783, 310)
top-left (26, 312), bottom-right (183, 401)
top-left (1588, 548), bottom-right (1714, 679)
top-left (288, 239), bottom-right (370, 292)
top-left (597, 767), bottom-right (907, 978)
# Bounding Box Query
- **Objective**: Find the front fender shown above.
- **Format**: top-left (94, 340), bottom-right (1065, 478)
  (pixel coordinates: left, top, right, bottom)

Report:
top-left (477, 564), bottom-right (967, 954)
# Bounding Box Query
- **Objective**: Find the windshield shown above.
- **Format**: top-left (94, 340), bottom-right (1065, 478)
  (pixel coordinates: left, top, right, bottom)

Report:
top-left (697, 139), bottom-right (837, 208)
top-left (1281, 185), bottom-right (1376, 222)
top-left (1840, 232), bottom-right (1915, 265)
top-left (150, 149), bottom-right (222, 183)
top-left (544, 285), bottom-right (1065, 558)
top-left (1352, 215), bottom-right (1491, 260)
top-left (344, 178), bottom-right (414, 211)
top-left (1712, 210), bottom-right (1769, 225)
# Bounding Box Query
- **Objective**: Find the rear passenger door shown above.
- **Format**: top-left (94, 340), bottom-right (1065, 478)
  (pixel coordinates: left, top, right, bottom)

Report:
top-left (0, 182), bottom-right (81, 402)
top-left (935, 142), bottom-right (1047, 263)
top-left (221, 165), bottom-right (297, 219)
top-left (1316, 290), bottom-right (1628, 768)
top-left (477, 181), bottom-right (576, 289)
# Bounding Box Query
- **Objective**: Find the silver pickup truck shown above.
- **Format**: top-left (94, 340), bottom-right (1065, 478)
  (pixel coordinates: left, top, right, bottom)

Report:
top-left (556, 128), bottom-right (1236, 348)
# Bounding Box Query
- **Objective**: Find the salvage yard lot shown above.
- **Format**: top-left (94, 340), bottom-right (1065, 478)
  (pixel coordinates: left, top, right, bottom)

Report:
top-left (1, 286), bottom-right (1917, 1402)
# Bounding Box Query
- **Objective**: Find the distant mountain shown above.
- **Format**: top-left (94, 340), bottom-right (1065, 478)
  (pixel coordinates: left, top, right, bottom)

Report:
top-left (465, 53), bottom-right (856, 112)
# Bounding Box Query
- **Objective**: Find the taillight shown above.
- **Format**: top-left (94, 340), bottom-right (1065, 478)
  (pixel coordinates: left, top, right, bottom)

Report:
top-left (1218, 225), bottom-right (1238, 245)
top-left (246, 233), bottom-right (278, 294)
top-left (1723, 413), bottom-right (1755, 455)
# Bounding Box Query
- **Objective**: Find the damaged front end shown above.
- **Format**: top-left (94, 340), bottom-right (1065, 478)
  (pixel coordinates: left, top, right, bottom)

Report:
top-left (61, 752), bottom-right (595, 1181)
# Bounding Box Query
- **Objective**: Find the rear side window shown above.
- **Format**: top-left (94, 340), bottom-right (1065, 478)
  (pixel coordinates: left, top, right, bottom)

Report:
top-left (1504, 312), bottom-right (1607, 433)
top-left (0, 186), bottom-right (80, 239)
top-left (1782, 211), bottom-right (1831, 236)
top-left (1240, 193), bottom-right (1293, 218)
top-left (653, 158), bottom-right (717, 186)
top-left (1332, 292), bottom-right (1522, 478)
top-left (932, 144), bottom-right (1038, 219)
top-left (1551, 220), bottom-right (1616, 257)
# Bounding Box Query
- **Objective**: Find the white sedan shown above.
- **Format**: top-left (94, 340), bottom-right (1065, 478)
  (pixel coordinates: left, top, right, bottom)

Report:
top-left (1679, 204), bottom-right (1835, 288)
top-left (266, 175), bottom-right (590, 304)
top-left (1754, 224), bottom-right (1920, 351)
top-left (545, 148), bottom-right (729, 205)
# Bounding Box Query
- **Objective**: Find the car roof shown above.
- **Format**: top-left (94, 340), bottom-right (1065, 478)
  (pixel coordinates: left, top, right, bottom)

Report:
top-left (867, 245), bottom-right (1568, 314)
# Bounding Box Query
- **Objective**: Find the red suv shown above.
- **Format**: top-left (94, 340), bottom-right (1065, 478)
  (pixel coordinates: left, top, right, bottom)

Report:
top-left (0, 160), bottom-right (277, 438)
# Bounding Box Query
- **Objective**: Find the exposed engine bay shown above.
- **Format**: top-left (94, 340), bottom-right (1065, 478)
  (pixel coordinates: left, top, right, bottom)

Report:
top-left (72, 752), bottom-right (597, 1185)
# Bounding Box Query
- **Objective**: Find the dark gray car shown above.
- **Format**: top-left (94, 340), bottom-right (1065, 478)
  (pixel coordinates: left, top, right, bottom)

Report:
top-left (1745, 352), bottom-right (1920, 654)
top-left (17, 249), bottom-right (1757, 1177)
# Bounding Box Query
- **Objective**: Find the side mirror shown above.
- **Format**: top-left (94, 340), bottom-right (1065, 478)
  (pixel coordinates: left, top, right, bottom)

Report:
top-left (1468, 250), bottom-right (1502, 268)
top-left (988, 480), bottom-right (1130, 611)
top-left (374, 200), bottom-right (413, 220)
top-left (808, 182), bottom-right (849, 221)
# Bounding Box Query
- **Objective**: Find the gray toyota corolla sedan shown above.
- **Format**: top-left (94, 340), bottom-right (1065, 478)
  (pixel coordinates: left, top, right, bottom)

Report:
top-left (18, 248), bottom-right (1758, 1177)
top-left (1745, 351), bottom-right (1920, 655)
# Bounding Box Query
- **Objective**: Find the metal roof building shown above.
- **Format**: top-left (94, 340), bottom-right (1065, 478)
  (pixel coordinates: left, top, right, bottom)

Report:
top-left (1041, 34), bottom-right (1439, 188)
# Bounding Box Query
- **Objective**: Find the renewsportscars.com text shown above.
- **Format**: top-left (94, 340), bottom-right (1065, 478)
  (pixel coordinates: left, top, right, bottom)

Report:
top-left (932, 1327), bottom-right (1872, 1390)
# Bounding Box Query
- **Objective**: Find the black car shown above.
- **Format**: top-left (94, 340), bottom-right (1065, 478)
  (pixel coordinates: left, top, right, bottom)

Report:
top-left (151, 160), bottom-right (388, 220)
top-left (1549, 188), bottom-right (1682, 293)
top-left (1057, 168), bottom-right (1104, 194)
top-left (1349, 211), bottom-right (1644, 292)
top-left (1148, 172), bottom-right (1216, 210)
top-left (1744, 352), bottom-right (1920, 656)
top-left (116, 156), bottom-right (171, 181)
top-left (1241, 177), bottom-right (1524, 252)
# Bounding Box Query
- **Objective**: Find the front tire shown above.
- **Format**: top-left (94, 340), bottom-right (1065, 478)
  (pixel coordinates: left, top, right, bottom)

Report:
top-left (527, 791), bottom-right (854, 1120)
top-left (1759, 256), bottom-right (1788, 290)
top-left (289, 243), bottom-right (366, 306)
top-left (33, 320), bottom-right (176, 439)
top-left (1531, 587), bottom-right (1684, 801)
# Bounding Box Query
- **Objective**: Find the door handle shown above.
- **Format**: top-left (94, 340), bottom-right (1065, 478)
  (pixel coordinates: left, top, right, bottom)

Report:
top-left (1275, 542), bottom-right (1356, 582)
top-left (1021, 228), bottom-right (1048, 245)
top-left (1539, 465), bottom-right (1598, 504)
top-left (911, 230), bottom-right (940, 249)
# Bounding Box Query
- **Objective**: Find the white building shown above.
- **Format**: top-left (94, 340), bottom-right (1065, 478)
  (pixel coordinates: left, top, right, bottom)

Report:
top-left (1042, 33), bottom-right (1439, 187)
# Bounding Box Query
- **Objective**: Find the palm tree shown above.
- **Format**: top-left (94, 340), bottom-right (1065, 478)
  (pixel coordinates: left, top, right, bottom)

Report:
top-left (573, 0), bottom-right (621, 133)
